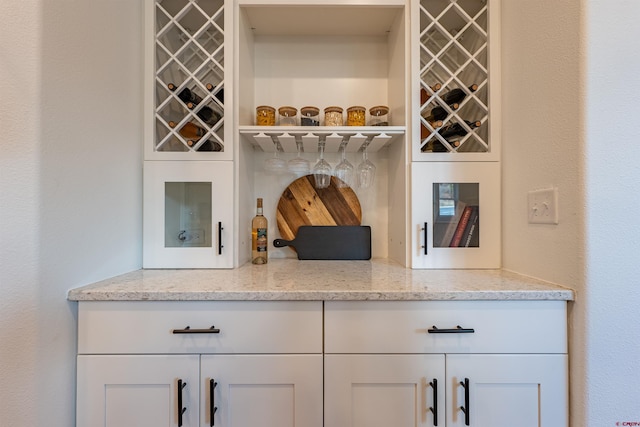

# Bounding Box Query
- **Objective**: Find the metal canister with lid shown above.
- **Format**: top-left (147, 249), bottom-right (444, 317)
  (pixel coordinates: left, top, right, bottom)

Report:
top-left (369, 105), bottom-right (390, 126)
top-left (278, 106), bottom-right (298, 126)
top-left (324, 106), bottom-right (344, 126)
top-left (346, 106), bottom-right (366, 126)
top-left (256, 105), bottom-right (276, 126)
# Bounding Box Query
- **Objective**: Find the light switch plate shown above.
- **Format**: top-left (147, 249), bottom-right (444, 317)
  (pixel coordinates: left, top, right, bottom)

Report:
top-left (528, 188), bottom-right (559, 224)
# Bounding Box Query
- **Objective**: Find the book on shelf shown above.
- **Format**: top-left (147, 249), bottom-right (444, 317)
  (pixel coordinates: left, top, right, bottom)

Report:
top-left (439, 201), bottom-right (467, 247)
top-left (459, 206), bottom-right (479, 247)
top-left (449, 205), bottom-right (474, 247)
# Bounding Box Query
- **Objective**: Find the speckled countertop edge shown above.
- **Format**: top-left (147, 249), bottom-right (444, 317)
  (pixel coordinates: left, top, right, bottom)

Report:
top-left (67, 259), bottom-right (575, 302)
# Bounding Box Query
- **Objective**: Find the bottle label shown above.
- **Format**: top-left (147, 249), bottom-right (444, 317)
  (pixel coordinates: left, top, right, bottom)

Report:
top-left (256, 228), bottom-right (267, 252)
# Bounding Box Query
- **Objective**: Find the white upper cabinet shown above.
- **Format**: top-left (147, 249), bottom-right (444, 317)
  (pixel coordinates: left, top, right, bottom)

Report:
top-left (143, 160), bottom-right (234, 268)
top-left (411, 161), bottom-right (500, 268)
top-left (145, 0), bottom-right (233, 160)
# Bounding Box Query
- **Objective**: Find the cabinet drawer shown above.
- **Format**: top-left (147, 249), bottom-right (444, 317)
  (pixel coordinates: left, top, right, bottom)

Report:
top-left (325, 300), bottom-right (567, 354)
top-left (78, 301), bottom-right (322, 354)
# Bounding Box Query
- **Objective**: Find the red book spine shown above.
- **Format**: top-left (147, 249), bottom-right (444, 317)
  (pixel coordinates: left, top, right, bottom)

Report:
top-left (449, 206), bottom-right (473, 247)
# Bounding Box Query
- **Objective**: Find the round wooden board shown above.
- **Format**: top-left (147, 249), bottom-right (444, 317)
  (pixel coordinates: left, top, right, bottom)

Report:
top-left (276, 175), bottom-right (362, 241)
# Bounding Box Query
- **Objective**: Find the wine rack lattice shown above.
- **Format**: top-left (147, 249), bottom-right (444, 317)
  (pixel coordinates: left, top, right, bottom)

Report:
top-left (154, 0), bottom-right (226, 153)
top-left (419, 0), bottom-right (489, 154)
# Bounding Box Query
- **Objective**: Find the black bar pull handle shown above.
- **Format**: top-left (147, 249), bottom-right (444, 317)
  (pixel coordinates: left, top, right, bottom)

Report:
top-left (460, 378), bottom-right (470, 426)
top-left (172, 326), bottom-right (221, 334)
top-left (428, 325), bottom-right (475, 334)
top-left (218, 222), bottom-right (224, 255)
top-left (209, 379), bottom-right (218, 427)
top-left (421, 222), bottom-right (428, 255)
top-left (429, 378), bottom-right (438, 426)
top-left (177, 379), bottom-right (187, 427)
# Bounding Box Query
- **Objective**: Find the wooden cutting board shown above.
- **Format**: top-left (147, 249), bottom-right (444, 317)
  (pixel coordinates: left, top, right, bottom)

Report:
top-left (276, 175), bottom-right (362, 241)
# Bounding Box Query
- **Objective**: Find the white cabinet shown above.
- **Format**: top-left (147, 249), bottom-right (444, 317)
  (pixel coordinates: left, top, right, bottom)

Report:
top-left (143, 0), bottom-right (236, 268)
top-left (76, 301), bottom-right (324, 427)
top-left (77, 355), bottom-right (200, 427)
top-left (143, 161), bottom-right (234, 268)
top-left (446, 355), bottom-right (567, 427)
top-left (325, 354), bottom-right (445, 427)
top-left (324, 300), bottom-right (568, 427)
top-left (204, 355), bottom-right (322, 427)
top-left (411, 162), bottom-right (500, 268)
top-left (410, 0), bottom-right (502, 268)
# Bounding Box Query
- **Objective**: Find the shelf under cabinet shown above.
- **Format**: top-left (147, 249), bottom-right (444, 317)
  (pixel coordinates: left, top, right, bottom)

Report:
top-left (239, 126), bottom-right (405, 153)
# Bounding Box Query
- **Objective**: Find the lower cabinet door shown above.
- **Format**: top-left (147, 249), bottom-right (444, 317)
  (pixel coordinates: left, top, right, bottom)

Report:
top-left (446, 354), bottom-right (568, 427)
top-left (324, 354), bottom-right (445, 427)
top-left (77, 354), bottom-right (200, 427)
top-left (202, 354), bottom-right (323, 427)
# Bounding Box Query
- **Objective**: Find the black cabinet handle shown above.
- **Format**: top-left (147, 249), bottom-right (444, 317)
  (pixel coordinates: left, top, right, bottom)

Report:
top-left (422, 222), bottom-right (428, 255)
top-left (460, 378), bottom-right (470, 426)
top-left (172, 326), bottom-right (220, 334)
top-left (218, 222), bottom-right (224, 255)
top-left (209, 379), bottom-right (218, 427)
top-left (178, 379), bottom-right (187, 427)
top-left (428, 325), bottom-right (475, 334)
top-left (429, 378), bottom-right (438, 426)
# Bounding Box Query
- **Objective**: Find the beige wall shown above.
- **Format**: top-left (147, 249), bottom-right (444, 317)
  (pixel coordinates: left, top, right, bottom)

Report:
top-left (0, 1), bottom-right (143, 425)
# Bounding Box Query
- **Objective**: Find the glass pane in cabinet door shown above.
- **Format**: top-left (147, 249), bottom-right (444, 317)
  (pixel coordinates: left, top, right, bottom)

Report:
top-left (432, 183), bottom-right (479, 248)
top-left (164, 182), bottom-right (212, 248)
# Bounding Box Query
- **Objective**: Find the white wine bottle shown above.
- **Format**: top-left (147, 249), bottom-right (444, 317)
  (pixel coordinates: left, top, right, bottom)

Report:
top-left (251, 198), bottom-right (268, 264)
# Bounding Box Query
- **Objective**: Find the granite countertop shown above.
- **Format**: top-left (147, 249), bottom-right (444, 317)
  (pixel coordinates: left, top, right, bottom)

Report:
top-left (67, 259), bottom-right (575, 301)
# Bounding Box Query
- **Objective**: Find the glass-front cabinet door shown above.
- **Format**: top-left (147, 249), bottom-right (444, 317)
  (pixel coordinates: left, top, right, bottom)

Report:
top-left (145, 0), bottom-right (232, 160)
top-left (143, 161), bottom-right (234, 268)
top-left (411, 162), bottom-right (500, 268)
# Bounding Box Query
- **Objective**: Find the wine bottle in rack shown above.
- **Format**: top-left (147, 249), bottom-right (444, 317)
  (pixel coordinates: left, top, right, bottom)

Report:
top-left (176, 87), bottom-right (222, 127)
top-left (439, 84), bottom-right (479, 106)
top-left (167, 82), bottom-right (177, 91)
top-left (421, 139), bottom-right (461, 153)
top-left (420, 119), bottom-right (444, 140)
top-left (169, 121), bottom-right (208, 140)
top-left (205, 84), bottom-right (224, 104)
top-left (424, 105), bottom-right (459, 123)
top-left (420, 83), bottom-right (442, 106)
top-left (197, 107), bottom-right (222, 127)
top-left (177, 88), bottom-right (202, 107)
top-left (439, 120), bottom-right (482, 139)
top-left (187, 139), bottom-right (223, 152)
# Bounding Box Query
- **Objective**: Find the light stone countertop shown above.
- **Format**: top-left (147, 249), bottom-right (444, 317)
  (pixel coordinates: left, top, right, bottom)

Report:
top-left (67, 259), bottom-right (575, 301)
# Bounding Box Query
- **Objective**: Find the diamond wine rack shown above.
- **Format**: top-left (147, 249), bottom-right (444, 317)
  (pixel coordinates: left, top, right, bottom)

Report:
top-left (419, 0), bottom-right (489, 154)
top-left (154, 0), bottom-right (226, 153)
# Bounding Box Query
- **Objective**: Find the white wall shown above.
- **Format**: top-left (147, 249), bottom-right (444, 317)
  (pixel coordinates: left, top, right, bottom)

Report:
top-left (0, 1), bottom-right (143, 425)
top-left (500, 1), bottom-right (587, 425)
top-left (503, 0), bottom-right (640, 426)
top-left (584, 0), bottom-right (640, 424)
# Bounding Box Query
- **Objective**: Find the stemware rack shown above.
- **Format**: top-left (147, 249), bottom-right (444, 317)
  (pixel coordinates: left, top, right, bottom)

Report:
top-left (239, 127), bottom-right (405, 153)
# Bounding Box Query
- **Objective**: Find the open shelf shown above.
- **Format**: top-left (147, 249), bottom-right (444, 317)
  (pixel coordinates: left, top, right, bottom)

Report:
top-left (239, 126), bottom-right (405, 153)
